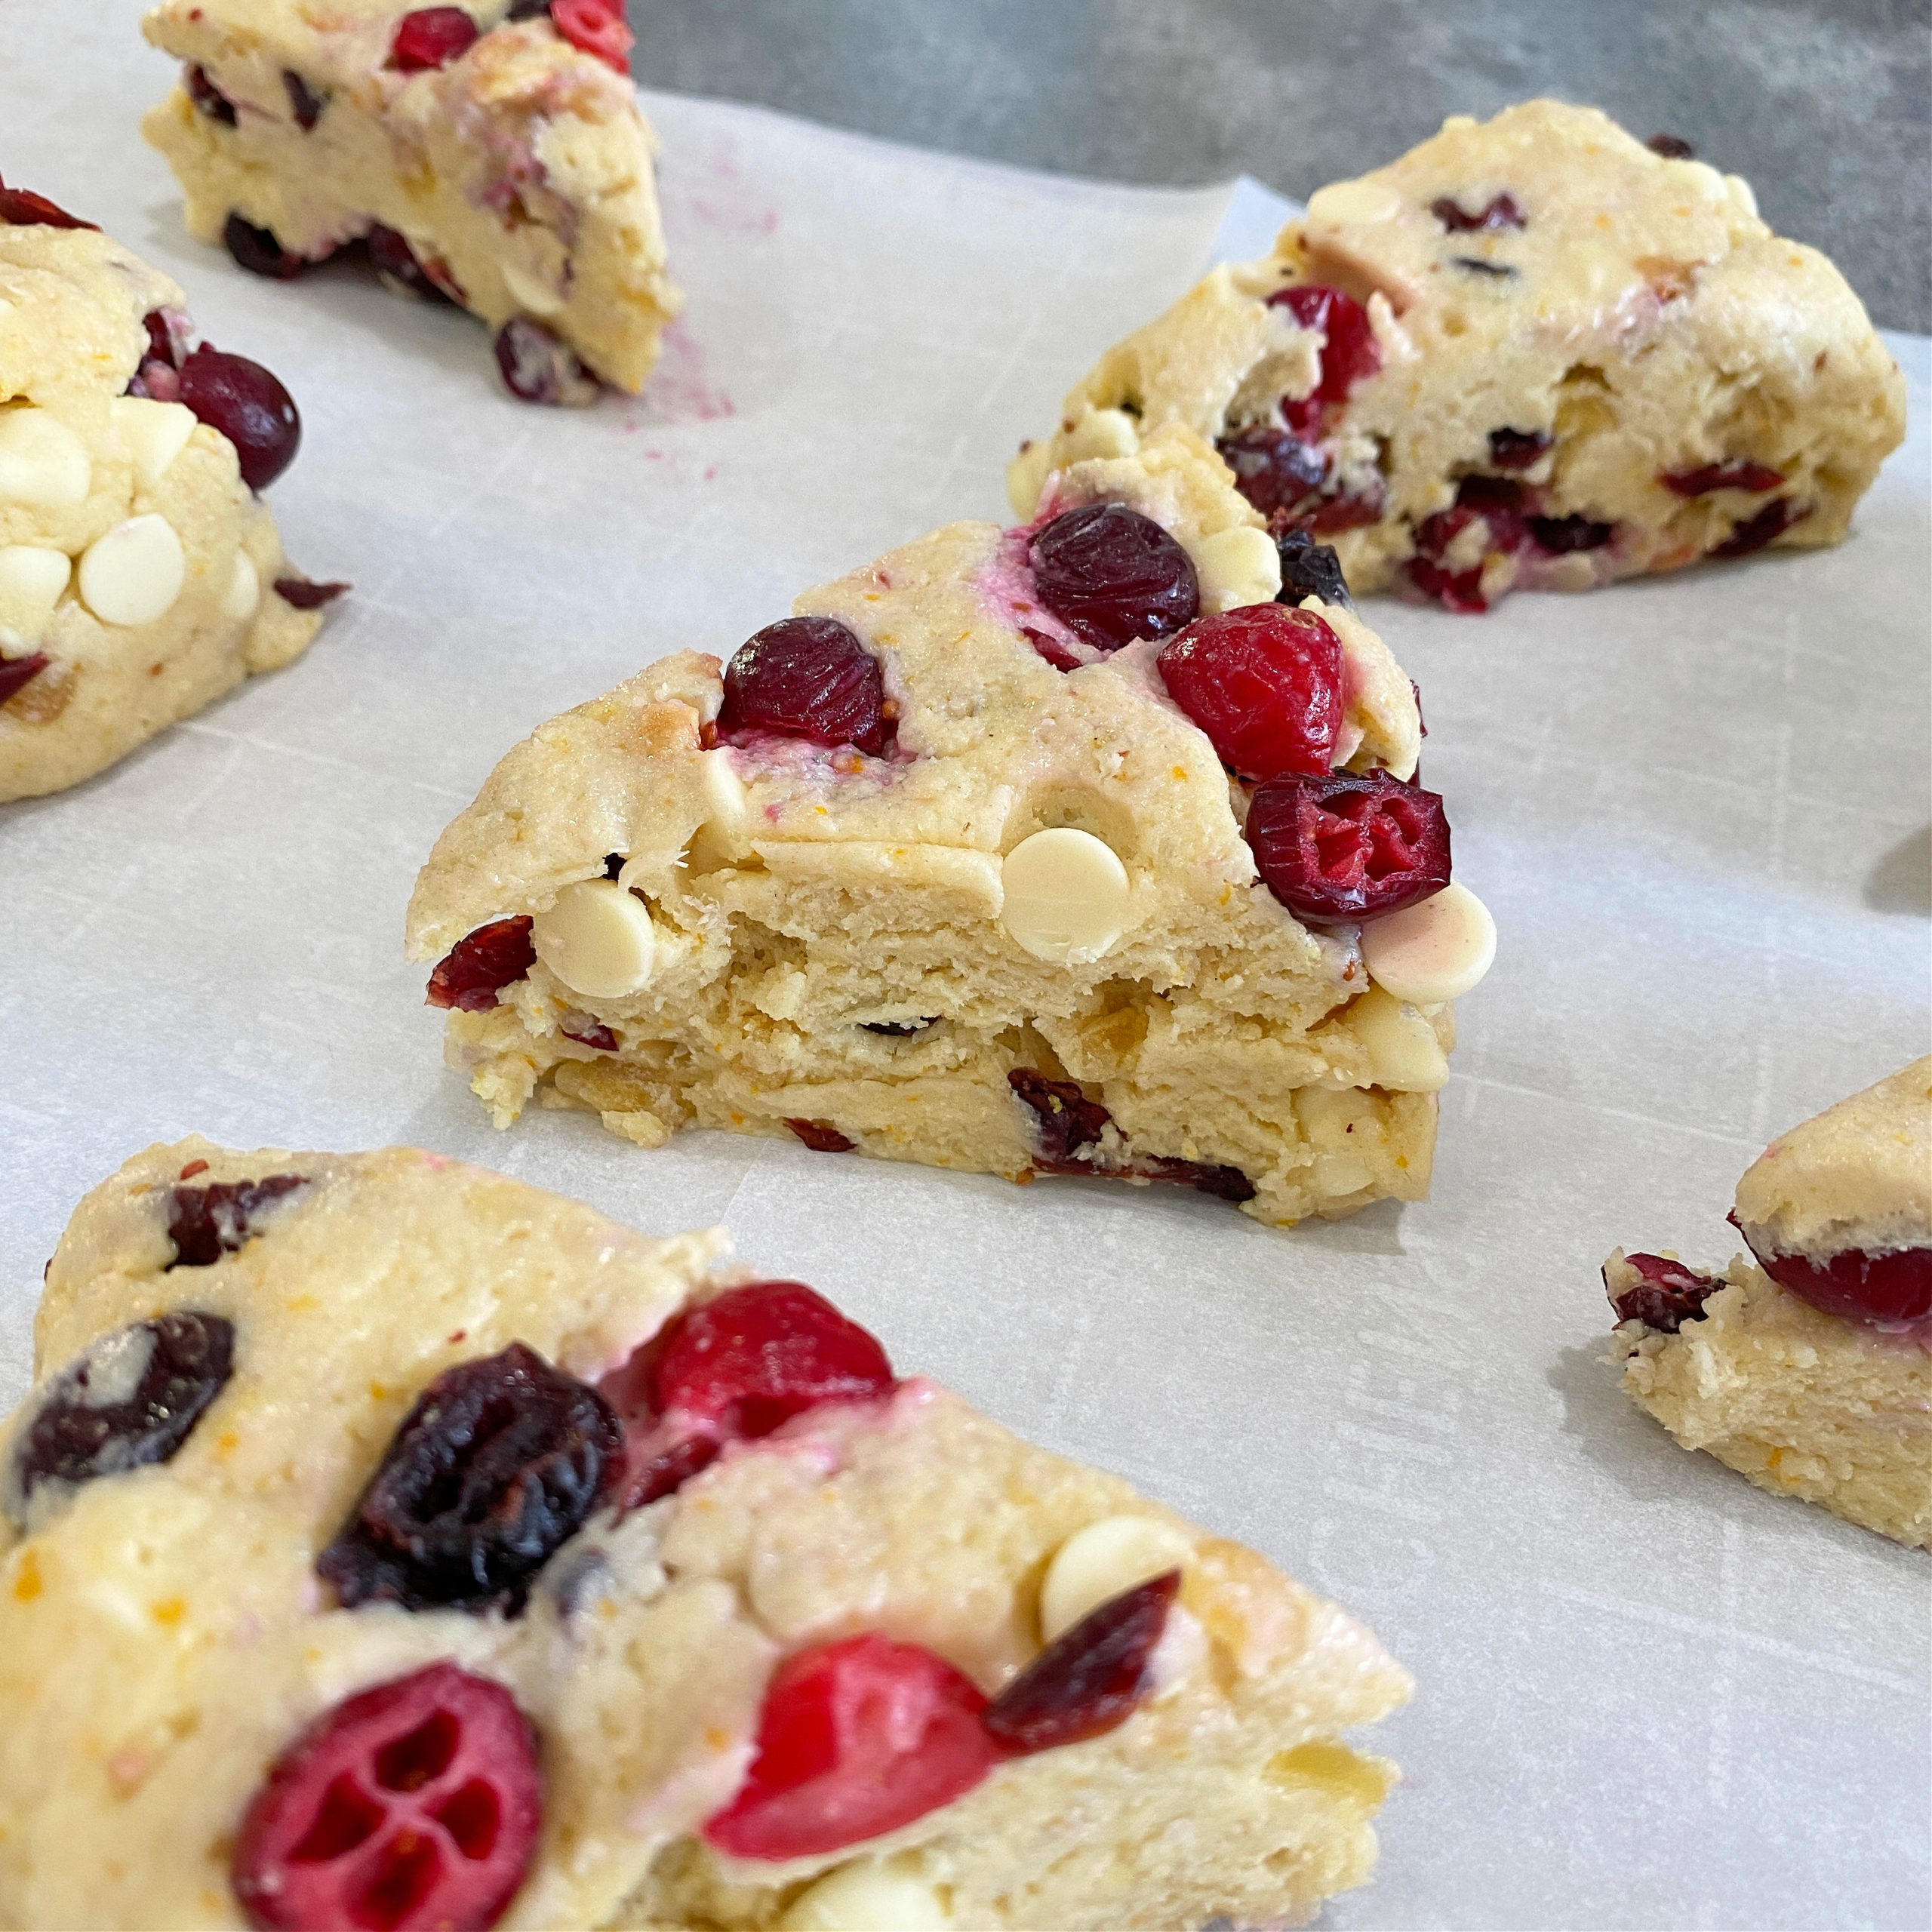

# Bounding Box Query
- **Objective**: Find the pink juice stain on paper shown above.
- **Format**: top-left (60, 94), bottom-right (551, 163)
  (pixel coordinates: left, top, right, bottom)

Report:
top-left (643, 318), bottom-right (736, 422)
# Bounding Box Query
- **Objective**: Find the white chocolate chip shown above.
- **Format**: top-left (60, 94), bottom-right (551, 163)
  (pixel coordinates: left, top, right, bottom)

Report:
top-left (1005, 438), bottom-right (1054, 518)
top-left (1725, 172), bottom-right (1760, 220)
top-left (532, 879), bottom-right (656, 998)
top-left (221, 549), bottom-right (260, 622)
top-left (1677, 160), bottom-right (1731, 203)
top-left (0, 545), bottom-right (71, 639)
top-left (779, 1860), bottom-right (951, 1931)
top-left (1192, 525), bottom-right (1282, 613)
top-left (1313, 1150), bottom-right (1375, 1195)
top-left (1360, 881), bottom-right (1496, 1004)
top-left (0, 406), bottom-right (91, 509)
top-left (503, 260), bottom-right (565, 317)
top-left (109, 396), bottom-right (197, 488)
top-left (77, 514), bottom-right (185, 627)
top-left (999, 827), bottom-right (1129, 963)
top-left (1305, 178), bottom-right (1404, 227)
top-left (1348, 985), bottom-right (1449, 1093)
top-left (1039, 1515), bottom-right (1193, 1644)
top-left (1060, 405), bottom-right (1140, 464)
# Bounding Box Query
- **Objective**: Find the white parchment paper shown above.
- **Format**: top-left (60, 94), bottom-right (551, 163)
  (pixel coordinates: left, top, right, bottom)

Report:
top-left (2, 8), bottom-right (1928, 1927)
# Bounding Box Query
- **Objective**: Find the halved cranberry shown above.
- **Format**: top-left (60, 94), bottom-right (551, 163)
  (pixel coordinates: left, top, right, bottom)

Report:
top-left (718, 617), bottom-right (888, 756)
top-left (0, 653), bottom-right (50, 707)
top-left (983, 1570), bottom-right (1179, 1752)
top-left (232, 1663), bottom-right (541, 1932)
top-left (274, 577), bottom-right (350, 611)
top-left (1710, 497), bottom-right (1806, 558)
top-left (703, 1636), bottom-right (1001, 1860)
top-left (0, 171), bottom-right (97, 231)
top-left (282, 70), bottom-right (325, 129)
top-left (1431, 192), bottom-right (1526, 232)
top-left (1488, 427), bottom-right (1551, 470)
top-left (1008, 1069), bottom-right (1112, 1165)
top-left (493, 316), bottom-right (598, 405)
top-left (1406, 554), bottom-right (1485, 613)
top-left (1245, 769), bottom-right (1451, 921)
top-left (390, 7), bottom-right (481, 69)
top-left (168, 1174), bottom-right (307, 1268)
top-left (186, 63), bottom-right (238, 126)
top-left (426, 916), bottom-right (536, 1011)
top-left (222, 213), bottom-right (309, 281)
top-left (1607, 1253), bottom-right (1726, 1333)
top-left (1663, 460), bottom-right (1786, 497)
top-left (1158, 603), bottom-right (1344, 780)
top-left (1528, 513), bottom-right (1614, 553)
top-left (1647, 133), bottom-right (1697, 158)
top-left (1029, 503), bottom-right (1199, 651)
top-left (1275, 528), bottom-right (1355, 611)
top-left (551, 0), bottom-right (634, 71)
top-left (1217, 425), bottom-right (1326, 518)
top-left (177, 346), bottom-right (301, 491)
top-left (785, 1118), bottom-right (855, 1153)
top-left (1266, 285), bottom-right (1381, 404)
top-left (1732, 1220), bottom-right (1932, 1325)
top-left (368, 223), bottom-right (457, 305)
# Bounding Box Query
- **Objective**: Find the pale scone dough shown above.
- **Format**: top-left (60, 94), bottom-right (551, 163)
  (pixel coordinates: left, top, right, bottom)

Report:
top-left (0, 1138), bottom-right (1412, 1930)
top-left (1011, 101), bottom-right (1906, 609)
top-left (0, 220), bottom-right (324, 803)
top-left (143, 0), bottom-right (682, 396)
top-left (406, 426), bottom-right (1465, 1228)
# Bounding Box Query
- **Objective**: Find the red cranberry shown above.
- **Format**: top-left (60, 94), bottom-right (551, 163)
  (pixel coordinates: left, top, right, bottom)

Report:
top-left (1275, 528), bottom-right (1355, 611)
top-left (1267, 285), bottom-right (1381, 405)
top-left (140, 308), bottom-right (185, 371)
top-left (368, 223), bottom-right (457, 305)
top-left (1647, 133), bottom-right (1697, 158)
top-left (493, 316), bottom-right (598, 405)
top-left (0, 173), bottom-right (97, 231)
top-left (1245, 769), bottom-right (1451, 921)
top-left (1029, 503), bottom-right (1199, 652)
top-left (1008, 1069), bottom-right (1112, 1166)
top-left (274, 576), bottom-right (350, 611)
top-left (1731, 1218), bottom-right (1932, 1325)
top-left (1136, 1155), bottom-right (1256, 1202)
top-left (551, 0), bottom-right (634, 71)
top-left (1487, 427), bottom-right (1551, 470)
top-left (1217, 424), bottom-right (1327, 518)
top-left (703, 1635), bottom-right (1001, 1860)
top-left (390, 7), bottom-right (481, 70)
top-left (232, 1663), bottom-right (540, 1932)
top-left (1431, 192), bottom-right (1526, 232)
top-left (282, 70), bottom-right (326, 129)
top-left (984, 1570), bottom-right (1179, 1752)
top-left (187, 63), bottom-right (238, 126)
top-left (719, 617), bottom-right (889, 756)
top-left (785, 1118), bottom-right (855, 1152)
top-left (1158, 603), bottom-right (1344, 780)
top-left (168, 1174), bottom-right (307, 1268)
top-left (178, 345), bottom-right (301, 491)
top-left (1528, 513), bottom-right (1614, 553)
top-left (1710, 497), bottom-right (1806, 558)
top-left (0, 653), bottom-right (50, 708)
top-left (426, 916), bottom-right (536, 1011)
top-left (1306, 475), bottom-right (1385, 534)
top-left (222, 214), bottom-right (309, 281)
top-left (1663, 460), bottom-right (1786, 497)
top-left (560, 1019), bottom-right (618, 1051)
top-left (1607, 1253), bottom-right (1726, 1333)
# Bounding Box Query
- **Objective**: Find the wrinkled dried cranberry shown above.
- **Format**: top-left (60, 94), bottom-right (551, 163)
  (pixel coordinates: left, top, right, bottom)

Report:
top-left (1217, 424), bottom-right (1327, 519)
top-left (1267, 285), bottom-right (1381, 404)
top-left (1528, 513), bottom-right (1614, 553)
top-left (1275, 528), bottom-right (1355, 611)
top-left (1663, 460), bottom-right (1786, 497)
top-left (1431, 192), bottom-right (1526, 232)
top-left (426, 916), bottom-right (537, 1011)
top-left (703, 1635), bottom-right (1001, 1860)
top-left (390, 7), bottom-right (481, 69)
top-left (1647, 133), bottom-right (1697, 159)
top-left (168, 1174), bottom-right (307, 1267)
top-left (178, 345), bottom-right (302, 491)
top-left (1730, 1217), bottom-right (1932, 1325)
top-left (282, 69), bottom-right (326, 130)
top-left (785, 1118), bottom-right (855, 1153)
top-left (1607, 1253), bottom-right (1725, 1333)
top-left (1137, 1155), bottom-right (1257, 1202)
top-left (1710, 497), bottom-right (1807, 558)
top-left (984, 1569), bottom-right (1178, 1752)
top-left (232, 1662), bottom-right (541, 1932)
top-left (561, 1019), bottom-right (618, 1051)
top-left (319, 1343), bottom-right (623, 1614)
top-left (718, 617), bottom-right (888, 756)
top-left (551, 0), bottom-right (634, 72)
top-left (187, 63), bottom-right (238, 126)
top-left (1158, 603), bottom-right (1344, 780)
top-left (274, 576), bottom-right (350, 611)
top-left (1246, 769), bottom-right (1451, 921)
top-left (493, 316), bottom-right (599, 405)
top-left (0, 171), bottom-right (97, 230)
top-left (1008, 1069), bottom-right (1112, 1164)
top-left (5, 1312), bottom-right (234, 1524)
top-left (1029, 503), bottom-right (1199, 652)
top-left (223, 213), bottom-right (309, 281)
top-left (1488, 427), bottom-right (1551, 470)
top-left (0, 653), bottom-right (50, 708)
top-left (368, 223), bottom-right (457, 305)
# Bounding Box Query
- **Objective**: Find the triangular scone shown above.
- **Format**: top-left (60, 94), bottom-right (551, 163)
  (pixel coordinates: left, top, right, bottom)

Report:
top-left (0, 1140), bottom-right (1412, 1930)
top-left (142, 0), bottom-right (681, 401)
top-left (1011, 100), bottom-right (1906, 613)
top-left (408, 426), bottom-right (1496, 1226)
top-left (1607, 1058), bottom-right (1931, 1549)
top-left (1, 186), bottom-right (334, 802)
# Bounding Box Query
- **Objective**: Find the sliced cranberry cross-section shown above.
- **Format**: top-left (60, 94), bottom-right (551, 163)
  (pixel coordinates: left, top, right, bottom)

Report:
top-left (1245, 769), bottom-right (1451, 921)
top-left (1027, 503), bottom-right (1199, 653)
top-left (1605, 1252), bottom-right (1727, 1333)
top-left (718, 616), bottom-right (889, 756)
top-left (1266, 285), bottom-right (1382, 414)
top-left (1158, 602), bottom-right (1345, 780)
top-left (426, 916), bottom-right (537, 1011)
top-left (1730, 1217), bottom-right (1932, 1326)
top-left (389, 7), bottom-right (481, 69)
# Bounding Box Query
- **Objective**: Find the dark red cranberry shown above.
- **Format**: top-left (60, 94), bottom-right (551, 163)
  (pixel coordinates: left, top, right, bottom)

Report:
top-left (168, 1174), bottom-right (308, 1268)
top-left (1266, 285), bottom-right (1381, 404)
top-left (1246, 769), bottom-right (1451, 921)
top-left (785, 1118), bottom-right (855, 1152)
top-left (1528, 513), bottom-right (1614, 553)
top-left (719, 617), bottom-right (888, 756)
top-left (232, 1662), bottom-right (541, 1932)
top-left (1710, 497), bottom-right (1807, 558)
top-left (551, 0), bottom-right (634, 72)
top-left (1408, 477), bottom-right (1527, 612)
top-left (1663, 460), bottom-right (1786, 497)
top-left (1029, 503), bottom-right (1199, 652)
top-left (1731, 1217), bottom-right (1932, 1325)
top-left (703, 1635), bottom-right (1000, 1860)
top-left (1136, 1155), bottom-right (1257, 1202)
top-left (1607, 1253), bottom-right (1726, 1333)
top-left (560, 1019), bottom-right (618, 1051)
top-left (390, 7), bottom-right (481, 69)
top-left (186, 63), bottom-right (238, 126)
top-left (318, 1343), bottom-right (623, 1614)
top-left (493, 316), bottom-right (598, 405)
top-left (140, 308), bottom-right (184, 370)
top-left (1431, 192), bottom-right (1526, 232)
top-left (620, 1432), bottom-right (719, 1509)
top-left (0, 653), bottom-right (50, 708)
top-left (1487, 427), bottom-right (1551, 470)
top-left (1647, 133), bottom-right (1697, 159)
top-left (5, 1312), bottom-right (234, 1524)
top-left (177, 345), bottom-right (301, 491)
top-left (984, 1570), bottom-right (1180, 1752)
top-left (274, 576), bottom-right (350, 611)
top-left (1307, 475), bottom-right (1386, 534)
top-left (368, 223), bottom-right (457, 305)
top-left (1158, 603), bottom-right (1344, 780)
top-left (506, 0), bottom-right (552, 15)
top-left (426, 916), bottom-right (537, 1011)
top-left (1407, 553), bottom-right (1486, 613)
top-left (0, 172), bottom-right (97, 230)
top-left (223, 214), bottom-right (309, 280)
top-left (1217, 425), bottom-right (1327, 519)
top-left (1275, 528), bottom-right (1355, 611)
top-left (282, 69), bottom-right (327, 131)
top-left (1008, 1069), bottom-right (1112, 1165)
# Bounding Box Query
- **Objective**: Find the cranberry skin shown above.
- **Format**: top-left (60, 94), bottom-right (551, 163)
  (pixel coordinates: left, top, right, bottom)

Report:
top-left (785, 1118), bottom-right (855, 1152)
top-left (984, 1570), bottom-right (1179, 1753)
top-left (223, 214), bottom-right (309, 281)
top-left (0, 172), bottom-right (97, 230)
top-left (1647, 132), bottom-right (1697, 158)
top-left (6, 1312), bottom-right (234, 1524)
top-left (232, 1662), bottom-right (541, 1932)
top-left (1029, 503), bottom-right (1200, 652)
top-left (390, 7), bottom-right (481, 70)
top-left (426, 916), bottom-right (537, 1011)
top-left (1137, 1155), bottom-right (1256, 1202)
top-left (1607, 1253), bottom-right (1726, 1333)
top-left (177, 345), bottom-right (301, 491)
top-left (1267, 285), bottom-right (1381, 405)
top-left (282, 69), bottom-right (326, 130)
top-left (1664, 460), bottom-right (1787, 497)
top-left (1246, 769), bottom-right (1451, 921)
top-left (1217, 425), bottom-right (1326, 519)
top-left (0, 652), bottom-right (50, 707)
top-left (551, 0), bottom-right (634, 71)
top-left (719, 617), bottom-right (889, 756)
top-left (318, 1343), bottom-right (623, 1614)
top-left (1710, 497), bottom-right (1807, 558)
top-left (1431, 192), bottom-right (1527, 232)
top-left (703, 1635), bottom-right (1001, 1860)
top-left (368, 223), bottom-right (457, 305)
top-left (1488, 427), bottom-right (1551, 470)
top-left (1158, 604), bottom-right (1345, 781)
top-left (275, 576), bottom-right (351, 610)
top-left (168, 1174), bottom-right (308, 1267)
top-left (1008, 1069), bottom-right (1112, 1165)
top-left (494, 316), bottom-right (598, 405)
top-left (1732, 1220), bottom-right (1932, 1326)
top-left (186, 63), bottom-right (238, 127)
top-left (1528, 513), bottom-right (1614, 554)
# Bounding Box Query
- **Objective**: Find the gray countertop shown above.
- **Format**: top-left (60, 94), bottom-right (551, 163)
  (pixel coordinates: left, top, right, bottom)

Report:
top-left (633, 0), bottom-right (1931, 332)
